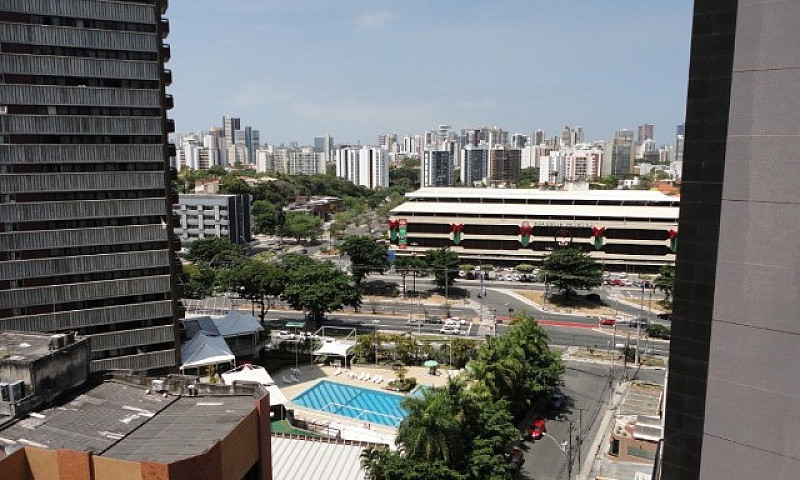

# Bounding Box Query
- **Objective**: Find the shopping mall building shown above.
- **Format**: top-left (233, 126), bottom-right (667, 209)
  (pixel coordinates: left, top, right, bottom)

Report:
top-left (388, 188), bottom-right (679, 273)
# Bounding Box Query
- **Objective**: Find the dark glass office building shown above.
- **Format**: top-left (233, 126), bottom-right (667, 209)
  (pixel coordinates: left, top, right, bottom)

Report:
top-left (662, 1), bottom-right (800, 478)
top-left (0, 0), bottom-right (182, 372)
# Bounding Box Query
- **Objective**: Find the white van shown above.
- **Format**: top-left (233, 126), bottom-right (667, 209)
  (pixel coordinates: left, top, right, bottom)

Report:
top-left (440, 325), bottom-right (460, 335)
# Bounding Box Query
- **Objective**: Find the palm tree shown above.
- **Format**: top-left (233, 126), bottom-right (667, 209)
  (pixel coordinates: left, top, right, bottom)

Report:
top-left (397, 389), bottom-right (463, 465)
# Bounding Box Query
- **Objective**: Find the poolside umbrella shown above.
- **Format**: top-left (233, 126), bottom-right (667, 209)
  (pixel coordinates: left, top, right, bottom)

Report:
top-left (424, 359), bottom-right (439, 375)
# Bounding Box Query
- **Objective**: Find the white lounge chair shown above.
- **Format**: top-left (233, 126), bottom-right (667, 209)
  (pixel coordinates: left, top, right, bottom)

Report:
top-left (334, 367), bottom-right (342, 376)
top-left (290, 375), bottom-right (300, 383)
top-left (358, 372), bottom-right (367, 381)
top-left (373, 375), bottom-right (381, 383)
top-left (348, 371), bottom-right (357, 379)
top-left (281, 375), bottom-right (290, 384)
top-left (363, 373), bottom-right (372, 382)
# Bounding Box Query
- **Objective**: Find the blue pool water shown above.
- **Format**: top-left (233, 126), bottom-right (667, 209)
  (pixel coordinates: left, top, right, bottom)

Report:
top-left (292, 380), bottom-right (408, 427)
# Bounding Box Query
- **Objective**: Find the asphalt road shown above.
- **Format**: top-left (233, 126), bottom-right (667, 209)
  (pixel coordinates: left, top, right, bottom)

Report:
top-left (519, 362), bottom-right (666, 480)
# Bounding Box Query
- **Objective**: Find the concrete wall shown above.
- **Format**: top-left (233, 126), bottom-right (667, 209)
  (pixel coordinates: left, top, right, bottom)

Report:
top-left (698, 1), bottom-right (800, 479)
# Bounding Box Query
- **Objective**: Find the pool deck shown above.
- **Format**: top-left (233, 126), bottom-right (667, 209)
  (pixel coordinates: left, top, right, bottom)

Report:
top-left (275, 363), bottom-right (462, 445)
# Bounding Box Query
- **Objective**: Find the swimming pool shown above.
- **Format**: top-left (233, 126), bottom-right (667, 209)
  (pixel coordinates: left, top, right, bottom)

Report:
top-left (292, 380), bottom-right (408, 427)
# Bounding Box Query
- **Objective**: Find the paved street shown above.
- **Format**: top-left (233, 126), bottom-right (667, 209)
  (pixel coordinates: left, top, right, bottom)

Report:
top-left (519, 362), bottom-right (666, 480)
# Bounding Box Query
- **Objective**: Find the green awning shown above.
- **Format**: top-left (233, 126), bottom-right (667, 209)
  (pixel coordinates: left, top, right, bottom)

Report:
top-left (285, 321), bottom-right (306, 329)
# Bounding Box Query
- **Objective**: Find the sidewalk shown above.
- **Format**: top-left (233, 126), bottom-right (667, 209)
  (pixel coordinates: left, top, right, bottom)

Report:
top-left (578, 380), bottom-right (631, 480)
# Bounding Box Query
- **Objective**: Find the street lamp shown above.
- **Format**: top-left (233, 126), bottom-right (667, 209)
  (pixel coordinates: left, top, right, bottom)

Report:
top-left (539, 424), bottom-right (575, 480)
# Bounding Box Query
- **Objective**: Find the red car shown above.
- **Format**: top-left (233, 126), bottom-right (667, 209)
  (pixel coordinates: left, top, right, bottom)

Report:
top-left (599, 317), bottom-right (617, 326)
top-left (527, 419), bottom-right (546, 440)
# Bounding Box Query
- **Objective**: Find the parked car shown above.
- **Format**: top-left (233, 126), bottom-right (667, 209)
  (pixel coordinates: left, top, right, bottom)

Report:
top-left (549, 394), bottom-right (565, 411)
top-left (599, 317), bottom-right (617, 326)
top-left (424, 316), bottom-right (442, 324)
top-left (525, 419), bottom-right (547, 440)
top-left (629, 317), bottom-right (649, 328)
top-left (447, 317), bottom-right (466, 325)
top-left (275, 330), bottom-right (295, 340)
top-left (439, 326), bottom-right (460, 335)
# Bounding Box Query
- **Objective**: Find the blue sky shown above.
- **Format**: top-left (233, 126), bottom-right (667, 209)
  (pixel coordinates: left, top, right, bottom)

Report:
top-left (168, 1), bottom-right (693, 146)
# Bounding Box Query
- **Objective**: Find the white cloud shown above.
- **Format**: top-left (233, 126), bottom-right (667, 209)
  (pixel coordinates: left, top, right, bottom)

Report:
top-left (225, 81), bottom-right (290, 107)
top-left (352, 11), bottom-right (393, 29)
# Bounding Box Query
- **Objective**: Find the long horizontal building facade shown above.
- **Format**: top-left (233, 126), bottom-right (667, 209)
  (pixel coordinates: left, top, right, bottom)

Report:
top-left (0, 0), bottom-right (182, 372)
top-left (389, 188), bottom-right (679, 272)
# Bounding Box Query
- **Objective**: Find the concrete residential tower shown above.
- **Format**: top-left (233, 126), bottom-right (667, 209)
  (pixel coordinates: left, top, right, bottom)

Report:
top-left (0, 0), bottom-right (182, 372)
top-left (662, 1), bottom-right (800, 479)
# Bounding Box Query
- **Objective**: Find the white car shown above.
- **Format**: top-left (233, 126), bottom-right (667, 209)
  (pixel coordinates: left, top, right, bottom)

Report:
top-left (275, 330), bottom-right (295, 340)
top-left (447, 317), bottom-right (466, 325)
top-left (440, 326), bottom-right (460, 335)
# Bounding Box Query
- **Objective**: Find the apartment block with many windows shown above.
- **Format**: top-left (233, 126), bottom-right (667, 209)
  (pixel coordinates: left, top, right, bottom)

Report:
top-left (0, 0), bottom-right (182, 372)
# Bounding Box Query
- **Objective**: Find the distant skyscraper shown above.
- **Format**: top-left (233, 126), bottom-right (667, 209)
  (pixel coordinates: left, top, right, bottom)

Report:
top-left (637, 124), bottom-right (654, 144)
top-left (335, 146), bottom-right (388, 189)
top-left (0, 0), bottom-right (181, 372)
top-left (461, 146), bottom-right (489, 185)
top-left (533, 129), bottom-right (546, 146)
top-left (511, 134), bottom-right (528, 149)
top-left (488, 147), bottom-right (522, 184)
top-left (603, 132), bottom-right (635, 177)
top-left (222, 115), bottom-right (241, 143)
top-left (422, 150), bottom-right (454, 186)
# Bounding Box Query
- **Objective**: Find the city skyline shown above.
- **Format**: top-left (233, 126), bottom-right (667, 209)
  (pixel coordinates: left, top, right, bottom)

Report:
top-left (168, 1), bottom-right (693, 146)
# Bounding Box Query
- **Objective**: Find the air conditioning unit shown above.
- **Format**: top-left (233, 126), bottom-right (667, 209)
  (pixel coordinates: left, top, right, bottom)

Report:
top-left (151, 379), bottom-right (166, 392)
top-left (0, 383), bottom-right (10, 402)
top-left (8, 381), bottom-right (24, 402)
top-left (49, 334), bottom-right (67, 350)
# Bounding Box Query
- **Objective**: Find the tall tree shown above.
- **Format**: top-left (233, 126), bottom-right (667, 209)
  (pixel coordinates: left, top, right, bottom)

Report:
top-left (424, 247), bottom-right (460, 289)
top-left (280, 211), bottom-right (322, 243)
top-left (221, 259), bottom-right (287, 324)
top-left (181, 263), bottom-right (216, 299)
top-left (340, 235), bottom-right (389, 284)
top-left (541, 247), bottom-right (602, 296)
top-left (654, 264), bottom-right (675, 309)
top-left (251, 200), bottom-right (279, 235)
top-left (281, 259), bottom-right (361, 322)
top-left (185, 237), bottom-right (246, 267)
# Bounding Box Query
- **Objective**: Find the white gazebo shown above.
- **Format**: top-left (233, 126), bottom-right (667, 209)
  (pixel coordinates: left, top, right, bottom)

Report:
top-left (180, 331), bottom-right (236, 372)
top-left (312, 340), bottom-right (355, 368)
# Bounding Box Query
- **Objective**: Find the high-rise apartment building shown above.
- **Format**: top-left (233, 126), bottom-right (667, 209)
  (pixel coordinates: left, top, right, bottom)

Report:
top-left (0, 0), bottom-right (182, 372)
top-left (488, 147), bottom-right (521, 184)
top-left (460, 146), bottom-right (488, 186)
top-left (222, 115), bottom-right (240, 144)
top-left (603, 131), bottom-right (635, 177)
top-left (636, 123), bottom-right (654, 144)
top-left (422, 150), bottom-right (454, 187)
top-left (335, 146), bottom-right (388, 190)
top-left (661, 2), bottom-right (800, 479)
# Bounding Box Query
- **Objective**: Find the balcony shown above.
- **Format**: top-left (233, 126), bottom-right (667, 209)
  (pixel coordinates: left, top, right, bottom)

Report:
top-left (159, 0), bottom-right (169, 15)
top-left (163, 69), bottom-right (172, 86)
top-left (161, 43), bottom-right (171, 62)
top-left (164, 94), bottom-right (174, 110)
top-left (166, 118), bottom-right (175, 133)
top-left (168, 143), bottom-right (177, 157)
top-left (159, 19), bottom-right (170, 39)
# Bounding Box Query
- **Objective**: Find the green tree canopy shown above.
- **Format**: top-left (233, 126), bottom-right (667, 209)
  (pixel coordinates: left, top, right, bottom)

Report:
top-left (654, 264), bottom-right (675, 309)
top-left (220, 258), bottom-right (287, 323)
top-left (251, 200), bottom-right (280, 235)
top-left (280, 258), bottom-right (361, 322)
top-left (280, 211), bottom-right (322, 243)
top-left (424, 248), bottom-right (460, 289)
top-left (517, 166), bottom-right (540, 188)
top-left (541, 248), bottom-right (603, 296)
top-left (340, 235), bottom-right (389, 284)
top-left (185, 237), bottom-right (246, 267)
top-left (181, 263), bottom-right (216, 299)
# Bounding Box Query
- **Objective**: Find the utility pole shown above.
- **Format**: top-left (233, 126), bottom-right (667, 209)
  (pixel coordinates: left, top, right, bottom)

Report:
top-left (636, 283), bottom-right (644, 365)
top-left (577, 409), bottom-right (583, 475)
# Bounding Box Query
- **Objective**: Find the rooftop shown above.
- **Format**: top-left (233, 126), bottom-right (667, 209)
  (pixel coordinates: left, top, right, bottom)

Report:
top-left (404, 187), bottom-right (679, 203)
top-left (0, 332), bottom-right (61, 363)
top-left (271, 436), bottom-right (368, 480)
top-left (0, 380), bottom-right (260, 463)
